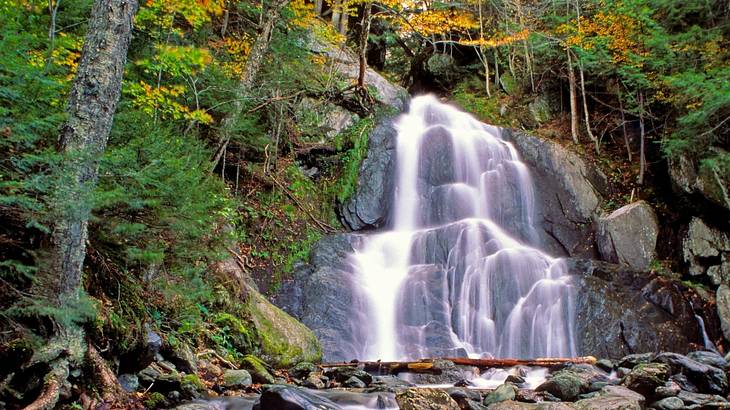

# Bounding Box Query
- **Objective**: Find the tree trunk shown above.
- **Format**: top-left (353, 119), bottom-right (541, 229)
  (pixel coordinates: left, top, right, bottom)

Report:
top-left (339, 10), bottom-right (349, 35)
top-left (315, 0), bottom-right (323, 15)
top-left (618, 90), bottom-right (632, 162)
top-left (211, 0), bottom-right (289, 171)
top-left (567, 49), bottom-right (579, 144)
top-left (638, 90), bottom-right (646, 185)
top-left (357, 2), bottom-right (372, 88)
top-left (578, 58), bottom-right (598, 152)
top-left (43, 0), bottom-right (137, 304)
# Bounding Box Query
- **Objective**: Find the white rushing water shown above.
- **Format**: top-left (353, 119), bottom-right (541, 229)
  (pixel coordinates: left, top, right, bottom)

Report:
top-left (351, 95), bottom-right (576, 361)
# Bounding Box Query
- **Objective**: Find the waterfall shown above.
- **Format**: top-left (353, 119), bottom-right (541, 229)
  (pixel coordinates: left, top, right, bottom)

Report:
top-left (350, 95), bottom-right (576, 361)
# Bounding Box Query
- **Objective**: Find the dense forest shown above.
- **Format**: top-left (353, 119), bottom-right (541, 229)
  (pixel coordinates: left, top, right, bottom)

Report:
top-left (1, 0), bottom-right (729, 408)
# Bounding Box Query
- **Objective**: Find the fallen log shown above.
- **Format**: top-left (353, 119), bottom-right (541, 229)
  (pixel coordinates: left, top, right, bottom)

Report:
top-left (318, 356), bottom-right (597, 375)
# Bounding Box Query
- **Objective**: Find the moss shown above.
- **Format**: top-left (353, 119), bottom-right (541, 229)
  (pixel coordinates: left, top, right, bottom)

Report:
top-left (181, 373), bottom-right (205, 390)
top-left (247, 287), bottom-right (321, 367)
top-left (144, 392), bottom-right (167, 409)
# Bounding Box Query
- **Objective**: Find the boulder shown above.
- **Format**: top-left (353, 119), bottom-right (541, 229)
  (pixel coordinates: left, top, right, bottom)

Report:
top-left (247, 284), bottom-right (322, 367)
top-left (668, 150), bottom-right (730, 213)
top-left (597, 201), bottom-right (658, 270)
top-left (118, 373), bottom-right (139, 392)
top-left (620, 363), bottom-right (670, 398)
top-left (686, 350), bottom-right (727, 369)
top-left (536, 371), bottom-right (583, 401)
top-left (650, 397), bottom-right (684, 410)
top-left (305, 35), bottom-right (408, 111)
top-left (324, 366), bottom-right (372, 386)
top-left (342, 376), bottom-right (367, 388)
top-left (717, 284), bottom-right (730, 342)
top-left (572, 386), bottom-right (644, 410)
top-left (683, 217), bottom-right (730, 282)
top-left (339, 120), bottom-right (398, 230)
top-left (676, 390), bottom-right (728, 407)
top-left (652, 352), bottom-right (727, 394)
top-left (368, 375), bottom-right (416, 392)
top-left (289, 362), bottom-right (317, 380)
top-left (395, 388), bottom-right (460, 410)
top-left (259, 384), bottom-right (341, 410)
top-left (504, 130), bottom-right (607, 258)
top-left (222, 369), bottom-right (252, 389)
top-left (296, 98), bottom-right (357, 140)
top-left (483, 383), bottom-right (517, 405)
top-left (302, 373), bottom-right (326, 389)
top-left (119, 329), bottom-right (163, 374)
top-left (272, 234), bottom-right (370, 362)
top-left (240, 355), bottom-right (275, 384)
top-left (570, 259), bottom-right (700, 358)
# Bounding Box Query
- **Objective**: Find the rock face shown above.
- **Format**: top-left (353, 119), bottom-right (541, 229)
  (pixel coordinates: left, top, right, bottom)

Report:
top-left (395, 388), bottom-right (460, 410)
top-left (716, 284), bottom-right (730, 342)
top-left (568, 259), bottom-right (700, 358)
top-left (683, 217), bottom-right (730, 283)
top-left (296, 98), bottom-right (357, 140)
top-left (339, 121), bottom-right (398, 230)
top-left (305, 35), bottom-right (408, 111)
top-left (669, 151), bottom-right (730, 213)
top-left (597, 201), bottom-right (659, 270)
top-left (273, 234), bottom-right (370, 362)
top-left (503, 129), bottom-right (607, 258)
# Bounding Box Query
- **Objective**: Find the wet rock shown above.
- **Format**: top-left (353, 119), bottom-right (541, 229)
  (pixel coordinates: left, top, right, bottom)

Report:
top-left (571, 258), bottom-right (700, 358)
top-left (446, 387), bottom-right (482, 403)
top-left (155, 372), bottom-right (183, 392)
top-left (536, 371), bottom-right (583, 401)
top-left (620, 363), bottom-right (670, 398)
top-left (167, 343), bottom-right (198, 374)
top-left (223, 369), bottom-right (252, 389)
top-left (398, 360), bottom-right (468, 385)
top-left (506, 374), bottom-right (526, 385)
top-left (668, 152), bottom-right (730, 213)
top-left (595, 359), bottom-right (614, 372)
top-left (272, 234), bottom-right (368, 362)
top-left (619, 353), bottom-right (655, 369)
top-left (395, 388), bottom-right (460, 410)
top-left (652, 352), bottom-right (728, 394)
top-left (342, 376), bottom-right (366, 388)
top-left (138, 365), bottom-right (162, 385)
top-left (573, 386), bottom-right (644, 410)
top-left (324, 366), bottom-right (372, 386)
top-left (597, 201), bottom-right (658, 270)
top-left (687, 350), bottom-right (728, 369)
top-left (483, 383), bottom-right (517, 405)
top-left (240, 355), bottom-right (275, 384)
top-left (339, 120), bottom-right (398, 231)
top-left (260, 384), bottom-right (341, 410)
top-left (118, 373), bottom-right (139, 392)
top-left (676, 390), bottom-right (728, 407)
top-left (368, 375), bottom-right (416, 392)
top-left (650, 396), bottom-right (684, 410)
top-left (669, 374), bottom-right (697, 393)
top-left (504, 130), bottom-right (606, 258)
top-left (289, 362), bottom-right (317, 379)
top-left (301, 373), bottom-right (326, 389)
top-left (654, 380), bottom-right (681, 399)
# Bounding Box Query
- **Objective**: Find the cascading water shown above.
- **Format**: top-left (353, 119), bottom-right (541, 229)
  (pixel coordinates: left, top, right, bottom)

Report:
top-left (351, 95), bottom-right (577, 361)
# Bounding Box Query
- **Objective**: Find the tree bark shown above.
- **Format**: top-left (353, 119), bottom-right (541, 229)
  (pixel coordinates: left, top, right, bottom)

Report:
top-left (42, 0), bottom-right (137, 304)
top-left (638, 90), bottom-right (646, 185)
top-left (357, 2), bottom-right (372, 88)
top-left (567, 49), bottom-right (579, 144)
top-left (211, 0), bottom-right (289, 171)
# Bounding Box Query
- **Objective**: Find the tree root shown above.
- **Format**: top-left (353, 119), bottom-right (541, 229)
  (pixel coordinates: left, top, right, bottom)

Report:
top-left (87, 343), bottom-right (125, 403)
top-left (23, 358), bottom-right (68, 410)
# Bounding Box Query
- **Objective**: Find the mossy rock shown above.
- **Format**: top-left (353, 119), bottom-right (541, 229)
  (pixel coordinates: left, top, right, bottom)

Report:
top-left (240, 355), bottom-right (275, 384)
top-left (247, 285), bottom-right (321, 367)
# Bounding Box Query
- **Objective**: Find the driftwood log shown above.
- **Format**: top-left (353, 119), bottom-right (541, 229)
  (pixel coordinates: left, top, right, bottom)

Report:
top-left (319, 356), bottom-right (597, 375)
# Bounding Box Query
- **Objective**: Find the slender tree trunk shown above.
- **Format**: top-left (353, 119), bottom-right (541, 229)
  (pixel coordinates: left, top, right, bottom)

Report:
top-left (27, 1), bottom-right (137, 408)
top-left (339, 10), bottom-right (349, 35)
top-left (477, 0), bottom-right (490, 96)
top-left (331, 0), bottom-right (342, 32)
top-left (638, 90), bottom-right (646, 185)
top-left (211, 0), bottom-right (288, 171)
top-left (567, 49), bottom-right (579, 144)
top-left (618, 90), bottom-right (632, 162)
top-left (357, 2), bottom-right (372, 88)
top-left (578, 59), bottom-right (598, 152)
top-left (315, 0), bottom-right (323, 15)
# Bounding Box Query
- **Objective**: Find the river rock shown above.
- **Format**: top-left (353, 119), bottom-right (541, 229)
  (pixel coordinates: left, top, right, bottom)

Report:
top-left (342, 376), bottom-right (366, 388)
top-left (504, 129), bottom-right (607, 258)
top-left (650, 396), bottom-right (684, 410)
top-left (118, 373), bottom-right (139, 392)
top-left (573, 386), bottom-right (644, 410)
top-left (676, 390), bottom-right (728, 407)
top-left (395, 388), bottom-right (460, 410)
top-left (652, 352), bottom-right (727, 394)
top-left (484, 383), bottom-right (517, 405)
top-left (339, 120), bottom-right (398, 230)
top-left (570, 259), bottom-right (700, 358)
top-left (536, 371), bottom-right (583, 401)
top-left (223, 369), bottom-right (252, 389)
top-left (687, 350), bottom-right (728, 369)
top-left (620, 363), bottom-right (670, 398)
top-left (289, 362), bottom-right (317, 379)
top-left (324, 366), bottom-right (372, 385)
top-left (718, 284), bottom-right (730, 343)
top-left (259, 384), bottom-right (341, 410)
top-left (301, 373), bottom-right (326, 389)
top-left (167, 343), bottom-right (198, 374)
top-left (597, 201), bottom-right (658, 270)
top-left (368, 375), bottom-right (416, 392)
top-left (240, 355), bottom-right (275, 384)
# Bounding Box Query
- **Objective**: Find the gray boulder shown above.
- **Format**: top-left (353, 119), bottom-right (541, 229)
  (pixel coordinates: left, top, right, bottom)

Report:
top-left (483, 383), bottom-right (517, 405)
top-left (652, 352), bottom-right (727, 394)
top-left (668, 150), bottom-right (730, 213)
top-left (569, 259), bottom-right (701, 358)
top-left (260, 384), bottom-right (341, 410)
top-left (717, 284), bottom-right (730, 343)
top-left (651, 396), bottom-right (684, 410)
top-left (683, 217), bottom-right (730, 282)
top-left (222, 369), bottom-right (252, 389)
top-left (536, 371), bottom-right (583, 401)
top-left (395, 388), bottom-right (460, 410)
top-left (339, 120), bottom-right (398, 231)
top-left (597, 201), bottom-right (658, 270)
